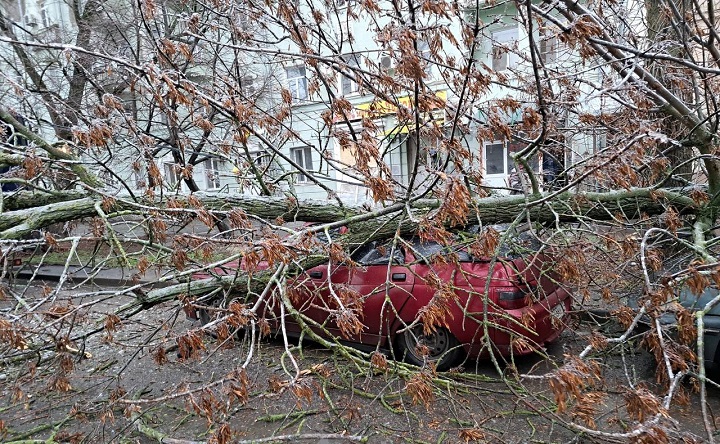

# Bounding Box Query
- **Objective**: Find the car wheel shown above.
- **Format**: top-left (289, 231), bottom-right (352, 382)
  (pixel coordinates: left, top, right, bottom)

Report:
top-left (395, 325), bottom-right (461, 371)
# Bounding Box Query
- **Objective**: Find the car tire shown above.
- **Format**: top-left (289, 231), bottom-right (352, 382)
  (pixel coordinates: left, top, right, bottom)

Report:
top-left (394, 325), bottom-right (461, 371)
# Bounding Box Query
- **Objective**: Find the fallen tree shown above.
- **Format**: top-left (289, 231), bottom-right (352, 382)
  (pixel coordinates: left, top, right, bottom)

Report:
top-left (0, 186), bottom-right (699, 239)
top-left (4, 0), bottom-right (720, 439)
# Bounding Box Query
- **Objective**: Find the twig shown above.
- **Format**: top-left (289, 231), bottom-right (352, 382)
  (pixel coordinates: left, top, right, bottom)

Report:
top-left (234, 433), bottom-right (367, 443)
top-left (256, 409), bottom-right (323, 422)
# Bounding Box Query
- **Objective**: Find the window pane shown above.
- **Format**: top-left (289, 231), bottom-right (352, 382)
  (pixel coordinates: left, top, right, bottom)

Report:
top-left (385, 140), bottom-right (408, 184)
top-left (164, 163), bottom-right (177, 185)
top-left (340, 54), bottom-right (360, 94)
top-left (509, 155), bottom-right (539, 173)
top-left (529, 154), bottom-right (539, 171)
top-left (286, 65), bottom-right (303, 78)
top-left (410, 238), bottom-right (473, 262)
top-left (286, 66), bottom-right (307, 99)
top-left (492, 47), bottom-right (507, 71)
top-left (292, 147), bottom-right (312, 182)
top-left (485, 143), bottom-right (505, 175)
top-left (205, 159), bottom-right (223, 189)
top-left (418, 41), bottom-right (432, 76)
top-left (303, 147), bottom-right (312, 169)
top-left (492, 28), bottom-right (518, 71)
top-left (351, 241), bottom-right (404, 265)
top-left (297, 77), bottom-right (308, 99)
top-left (342, 76), bottom-right (353, 95)
top-left (540, 35), bottom-right (557, 64)
top-left (508, 140), bottom-right (540, 172)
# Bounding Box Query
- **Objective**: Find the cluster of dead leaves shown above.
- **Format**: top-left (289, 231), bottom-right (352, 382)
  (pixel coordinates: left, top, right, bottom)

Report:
top-left (0, 319), bottom-right (28, 350)
top-left (548, 355), bottom-right (604, 427)
top-left (405, 370), bottom-right (435, 411)
top-left (417, 273), bottom-right (456, 335)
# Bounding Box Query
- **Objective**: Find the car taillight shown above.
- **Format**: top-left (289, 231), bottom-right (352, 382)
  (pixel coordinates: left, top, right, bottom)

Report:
top-left (497, 287), bottom-right (528, 310)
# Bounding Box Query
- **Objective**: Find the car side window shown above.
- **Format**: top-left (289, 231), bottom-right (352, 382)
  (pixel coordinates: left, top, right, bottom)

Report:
top-left (350, 241), bottom-right (404, 265)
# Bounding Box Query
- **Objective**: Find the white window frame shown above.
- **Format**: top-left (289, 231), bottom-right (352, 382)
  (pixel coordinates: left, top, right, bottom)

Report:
top-left (539, 30), bottom-right (558, 65)
top-left (384, 138), bottom-right (409, 184)
top-left (483, 140), bottom-right (510, 177)
top-left (418, 40), bottom-right (433, 78)
top-left (484, 138), bottom-right (541, 176)
top-left (340, 54), bottom-right (361, 96)
top-left (291, 146), bottom-right (313, 183)
top-left (491, 28), bottom-right (520, 72)
top-left (286, 66), bottom-right (308, 101)
top-left (39, 4), bottom-right (51, 28)
top-left (204, 158), bottom-right (225, 189)
top-left (164, 162), bottom-right (181, 190)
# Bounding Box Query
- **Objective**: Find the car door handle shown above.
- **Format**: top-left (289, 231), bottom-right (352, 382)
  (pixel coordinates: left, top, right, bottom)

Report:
top-left (391, 273), bottom-right (406, 282)
top-left (309, 271), bottom-right (323, 279)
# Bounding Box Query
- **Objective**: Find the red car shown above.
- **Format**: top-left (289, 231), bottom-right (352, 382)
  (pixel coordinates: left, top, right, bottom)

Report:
top-left (190, 235), bottom-right (571, 370)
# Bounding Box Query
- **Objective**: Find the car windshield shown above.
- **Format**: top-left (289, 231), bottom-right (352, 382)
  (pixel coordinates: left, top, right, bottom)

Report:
top-left (344, 225), bottom-right (543, 266)
top-left (408, 226), bottom-right (543, 262)
top-left (350, 241), bottom-right (405, 265)
top-left (408, 238), bottom-right (475, 263)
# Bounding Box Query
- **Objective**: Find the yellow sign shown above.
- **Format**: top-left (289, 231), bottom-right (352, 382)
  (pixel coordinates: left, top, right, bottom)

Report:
top-left (347, 90), bottom-right (446, 134)
top-left (355, 90), bottom-right (446, 115)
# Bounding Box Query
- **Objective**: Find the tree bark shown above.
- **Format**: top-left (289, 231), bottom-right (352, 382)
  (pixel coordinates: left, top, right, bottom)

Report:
top-left (0, 187), bottom-right (699, 240)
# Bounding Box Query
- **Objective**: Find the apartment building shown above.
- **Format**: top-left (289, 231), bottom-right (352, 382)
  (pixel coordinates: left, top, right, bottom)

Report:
top-left (0, 0), bottom-right (622, 201)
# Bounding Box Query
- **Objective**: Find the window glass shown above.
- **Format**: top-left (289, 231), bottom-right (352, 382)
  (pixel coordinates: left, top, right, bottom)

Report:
top-left (286, 66), bottom-right (308, 100)
top-left (507, 137), bottom-right (540, 172)
top-left (509, 154), bottom-right (539, 172)
top-left (484, 142), bottom-right (505, 175)
top-left (205, 158), bottom-right (225, 189)
top-left (350, 241), bottom-right (404, 265)
top-left (409, 238), bottom-right (474, 262)
top-left (340, 54), bottom-right (360, 95)
top-left (252, 151), bottom-right (270, 168)
top-left (418, 40), bottom-right (432, 77)
top-left (539, 32), bottom-right (557, 64)
top-left (385, 138), bottom-right (408, 183)
top-left (291, 146), bottom-right (313, 182)
top-left (164, 162), bottom-right (180, 187)
top-left (491, 28), bottom-right (519, 71)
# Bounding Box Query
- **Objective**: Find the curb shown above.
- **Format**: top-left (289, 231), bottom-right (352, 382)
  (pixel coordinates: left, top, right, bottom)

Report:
top-left (13, 265), bottom-right (174, 288)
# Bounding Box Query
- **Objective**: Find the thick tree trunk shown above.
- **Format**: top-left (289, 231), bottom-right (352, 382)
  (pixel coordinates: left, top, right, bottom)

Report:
top-left (0, 187), bottom-right (699, 240)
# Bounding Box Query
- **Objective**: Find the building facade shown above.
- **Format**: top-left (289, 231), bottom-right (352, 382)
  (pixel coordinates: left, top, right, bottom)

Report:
top-left (0, 0), bottom-right (633, 202)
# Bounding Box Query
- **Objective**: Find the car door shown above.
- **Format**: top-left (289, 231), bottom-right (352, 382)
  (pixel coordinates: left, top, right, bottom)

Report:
top-left (285, 241), bottom-right (414, 347)
top-left (284, 263), bottom-right (336, 334)
top-left (345, 241), bottom-right (415, 347)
